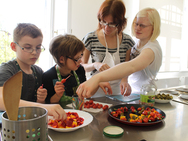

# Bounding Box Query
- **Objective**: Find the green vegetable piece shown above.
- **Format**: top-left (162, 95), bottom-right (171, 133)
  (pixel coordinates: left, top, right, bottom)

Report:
top-left (59, 94), bottom-right (72, 108)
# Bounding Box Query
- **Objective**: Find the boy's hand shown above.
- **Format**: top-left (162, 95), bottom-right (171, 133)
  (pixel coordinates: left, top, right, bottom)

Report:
top-left (43, 104), bottom-right (67, 120)
top-left (37, 86), bottom-right (47, 103)
top-left (54, 81), bottom-right (65, 97)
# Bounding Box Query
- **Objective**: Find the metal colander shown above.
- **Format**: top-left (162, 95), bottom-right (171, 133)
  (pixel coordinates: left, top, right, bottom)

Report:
top-left (1, 107), bottom-right (48, 141)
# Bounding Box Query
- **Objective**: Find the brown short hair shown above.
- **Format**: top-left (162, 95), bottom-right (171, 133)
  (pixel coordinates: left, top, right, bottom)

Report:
top-left (97, 0), bottom-right (127, 34)
top-left (49, 34), bottom-right (85, 67)
top-left (13, 23), bottom-right (43, 43)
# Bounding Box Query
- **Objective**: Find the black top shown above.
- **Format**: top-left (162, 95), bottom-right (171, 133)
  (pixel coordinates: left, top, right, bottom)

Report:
top-left (43, 65), bottom-right (86, 104)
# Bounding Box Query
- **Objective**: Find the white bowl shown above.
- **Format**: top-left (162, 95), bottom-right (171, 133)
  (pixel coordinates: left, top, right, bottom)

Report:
top-left (48, 109), bottom-right (93, 132)
top-left (155, 99), bottom-right (171, 103)
top-left (155, 92), bottom-right (173, 103)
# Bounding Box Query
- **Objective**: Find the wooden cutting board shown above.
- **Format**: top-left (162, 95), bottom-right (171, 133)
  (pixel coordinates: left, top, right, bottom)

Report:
top-left (2, 71), bottom-right (22, 121)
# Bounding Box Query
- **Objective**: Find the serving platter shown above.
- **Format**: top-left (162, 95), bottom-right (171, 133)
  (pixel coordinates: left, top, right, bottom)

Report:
top-left (48, 109), bottom-right (93, 132)
top-left (108, 104), bottom-right (166, 126)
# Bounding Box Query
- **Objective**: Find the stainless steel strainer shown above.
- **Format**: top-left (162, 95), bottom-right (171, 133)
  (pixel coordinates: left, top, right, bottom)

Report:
top-left (1, 107), bottom-right (48, 141)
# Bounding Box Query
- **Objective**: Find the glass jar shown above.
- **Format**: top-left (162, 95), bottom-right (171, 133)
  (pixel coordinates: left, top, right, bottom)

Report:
top-left (140, 83), bottom-right (157, 106)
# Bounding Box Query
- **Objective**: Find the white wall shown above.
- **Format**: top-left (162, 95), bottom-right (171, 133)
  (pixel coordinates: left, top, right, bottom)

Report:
top-left (70, 0), bottom-right (140, 39)
top-left (70, 0), bottom-right (102, 40)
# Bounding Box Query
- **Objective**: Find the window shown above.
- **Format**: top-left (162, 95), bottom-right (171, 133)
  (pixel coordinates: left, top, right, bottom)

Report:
top-left (0, 0), bottom-right (69, 71)
top-left (158, 4), bottom-right (187, 72)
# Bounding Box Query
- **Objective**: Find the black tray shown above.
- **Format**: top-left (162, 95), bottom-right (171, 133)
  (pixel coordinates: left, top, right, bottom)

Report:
top-left (108, 104), bottom-right (166, 126)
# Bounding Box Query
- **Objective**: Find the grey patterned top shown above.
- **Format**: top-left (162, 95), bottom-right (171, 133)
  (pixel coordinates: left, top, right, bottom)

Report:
top-left (82, 31), bottom-right (135, 75)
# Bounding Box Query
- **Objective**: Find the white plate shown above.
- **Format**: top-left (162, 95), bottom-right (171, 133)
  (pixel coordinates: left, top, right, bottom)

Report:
top-left (67, 100), bottom-right (112, 113)
top-left (179, 94), bottom-right (188, 99)
top-left (178, 91), bottom-right (188, 99)
top-left (176, 88), bottom-right (188, 93)
top-left (48, 109), bottom-right (93, 132)
top-left (155, 99), bottom-right (171, 103)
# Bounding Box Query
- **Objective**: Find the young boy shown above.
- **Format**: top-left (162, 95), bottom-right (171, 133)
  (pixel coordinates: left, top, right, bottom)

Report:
top-left (43, 34), bottom-right (86, 107)
top-left (0, 23), bottom-right (66, 120)
top-left (43, 34), bottom-right (112, 108)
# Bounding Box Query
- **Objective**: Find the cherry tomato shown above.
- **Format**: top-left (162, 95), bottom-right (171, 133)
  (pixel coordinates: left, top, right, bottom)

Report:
top-left (130, 106), bottom-right (135, 110)
top-left (124, 107), bottom-right (128, 112)
top-left (142, 110), bottom-right (148, 115)
top-left (143, 117), bottom-right (149, 123)
top-left (137, 119), bottom-right (142, 123)
top-left (103, 105), bottom-right (109, 111)
top-left (89, 100), bottom-right (93, 104)
top-left (150, 112), bottom-right (155, 117)
top-left (98, 105), bottom-right (102, 109)
top-left (149, 117), bottom-right (155, 122)
top-left (146, 107), bottom-right (151, 111)
top-left (93, 105), bottom-right (97, 109)
top-left (131, 109), bottom-right (137, 113)
top-left (61, 79), bottom-right (66, 83)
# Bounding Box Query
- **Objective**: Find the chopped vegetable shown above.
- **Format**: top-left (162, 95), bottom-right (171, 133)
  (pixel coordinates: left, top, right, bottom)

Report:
top-left (48, 112), bottom-right (84, 128)
top-left (110, 106), bottom-right (164, 123)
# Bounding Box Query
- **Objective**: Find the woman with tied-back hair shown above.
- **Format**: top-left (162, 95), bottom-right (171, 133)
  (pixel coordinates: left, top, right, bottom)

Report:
top-left (81, 0), bottom-right (135, 97)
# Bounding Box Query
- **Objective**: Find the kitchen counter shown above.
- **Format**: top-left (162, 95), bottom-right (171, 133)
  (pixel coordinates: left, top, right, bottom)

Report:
top-left (1, 86), bottom-right (188, 141)
top-left (48, 96), bottom-right (188, 141)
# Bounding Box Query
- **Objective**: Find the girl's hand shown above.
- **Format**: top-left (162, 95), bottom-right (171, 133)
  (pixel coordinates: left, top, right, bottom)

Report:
top-left (76, 77), bottom-right (100, 99)
top-left (37, 86), bottom-right (47, 103)
top-left (120, 78), bottom-right (132, 96)
top-left (94, 62), bottom-right (110, 72)
top-left (54, 81), bottom-right (65, 97)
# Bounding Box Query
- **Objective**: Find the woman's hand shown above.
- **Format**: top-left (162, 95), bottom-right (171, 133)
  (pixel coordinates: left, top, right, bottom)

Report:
top-left (120, 78), bottom-right (132, 96)
top-left (37, 86), bottom-right (47, 103)
top-left (54, 81), bottom-right (65, 97)
top-left (94, 62), bottom-right (110, 72)
top-left (99, 82), bottom-right (113, 95)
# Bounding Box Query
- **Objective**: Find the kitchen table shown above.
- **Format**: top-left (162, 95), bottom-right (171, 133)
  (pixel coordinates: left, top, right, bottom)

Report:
top-left (1, 89), bottom-right (188, 141)
top-left (48, 96), bottom-right (188, 141)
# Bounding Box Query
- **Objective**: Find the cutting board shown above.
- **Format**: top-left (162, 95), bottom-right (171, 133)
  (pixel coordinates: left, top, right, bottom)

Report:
top-left (66, 100), bottom-right (112, 113)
